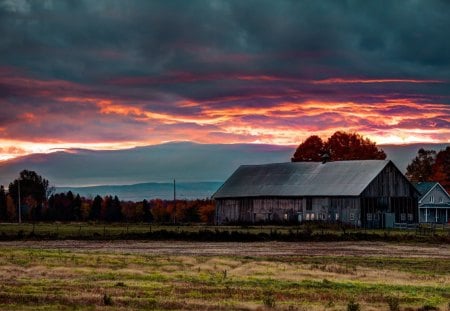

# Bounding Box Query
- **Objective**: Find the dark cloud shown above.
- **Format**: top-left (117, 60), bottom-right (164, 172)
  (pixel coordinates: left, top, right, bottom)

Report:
top-left (0, 0), bottom-right (449, 154)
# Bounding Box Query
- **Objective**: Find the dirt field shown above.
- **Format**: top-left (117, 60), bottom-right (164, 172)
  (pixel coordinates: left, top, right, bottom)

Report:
top-left (1, 240), bottom-right (449, 258)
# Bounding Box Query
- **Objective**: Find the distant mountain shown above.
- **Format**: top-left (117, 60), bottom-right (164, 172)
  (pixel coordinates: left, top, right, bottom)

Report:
top-left (57, 181), bottom-right (223, 201)
top-left (0, 142), bottom-right (448, 197)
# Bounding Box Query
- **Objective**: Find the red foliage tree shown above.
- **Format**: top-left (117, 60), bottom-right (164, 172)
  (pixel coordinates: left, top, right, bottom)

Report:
top-left (292, 131), bottom-right (386, 162)
top-left (432, 147), bottom-right (450, 192)
top-left (291, 135), bottom-right (324, 162)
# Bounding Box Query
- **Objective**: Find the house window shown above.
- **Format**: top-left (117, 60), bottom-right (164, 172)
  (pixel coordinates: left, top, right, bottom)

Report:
top-left (367, 213), bottom-right (372, 221)
top-left (310, 213), bottom-right (315, 220)
top-left (408, 213), bottom-right (413, 222)
top-left (349, 213), bottom-right (355, 221)
top-left (430, 196), bottom-right (435, 203)
top-left (284, 213), bottom-right (288, 221)
top-left (400, 213), bottom-right (406, 221)
top-left (439, 197), bottom-right (444, 203)
top-left (305, 213), bottom-right (310, 221)
top-left (335, 213), bottom-right (339, 220)
top-left (319, 213), bottom-right (326, 220)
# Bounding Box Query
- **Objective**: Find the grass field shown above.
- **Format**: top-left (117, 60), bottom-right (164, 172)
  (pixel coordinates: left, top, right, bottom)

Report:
top-left (0, 240), bottom-right (449, 310)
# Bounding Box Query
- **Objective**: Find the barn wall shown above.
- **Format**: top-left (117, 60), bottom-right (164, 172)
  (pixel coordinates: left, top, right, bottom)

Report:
top-left (360, 162), bottom-right (419, 226)
top-left (215, 196), bottom-right (360, 225)
top-left (361, 162), bottom-right (417, 197)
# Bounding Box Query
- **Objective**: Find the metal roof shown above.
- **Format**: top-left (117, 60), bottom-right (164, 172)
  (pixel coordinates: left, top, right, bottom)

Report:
top-left (213, 160), bottom-right (391, 198)
top-left (413, 182), bottom-right (438, 196)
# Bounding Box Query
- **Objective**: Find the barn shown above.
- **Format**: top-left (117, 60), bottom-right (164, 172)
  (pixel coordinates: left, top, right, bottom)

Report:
top-left (213, 160), bottom-right (420, 228)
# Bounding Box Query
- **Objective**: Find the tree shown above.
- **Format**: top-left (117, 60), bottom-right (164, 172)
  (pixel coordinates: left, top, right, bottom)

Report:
top-left (199, 202), bottom-right (215, 224)
top-left (90, 195), bottom-right (103, 220)
top-left (325, 131), bottom-right (386, 161)
top-left (292, 131), bottom-right (386, 162)
top-left (432, 147), bottom-right (450, 192)
top-left (8, 170), bottom-right (49, 222)
top-left (0, 186), bottom-right (7, 221)
top-left (291, 135), bottom-right (324, 162)
top-left (142, 199), bottom-right (153, 222)
top-left (405, 148), bottom-right (436, 182)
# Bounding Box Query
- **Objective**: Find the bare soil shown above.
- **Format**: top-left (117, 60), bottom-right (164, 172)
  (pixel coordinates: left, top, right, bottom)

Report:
top-left (1, 240), bottom-right (449, 258)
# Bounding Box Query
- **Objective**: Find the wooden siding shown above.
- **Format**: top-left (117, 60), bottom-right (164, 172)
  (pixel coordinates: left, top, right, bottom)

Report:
top-left (361, 162), bottom-right (417, 198)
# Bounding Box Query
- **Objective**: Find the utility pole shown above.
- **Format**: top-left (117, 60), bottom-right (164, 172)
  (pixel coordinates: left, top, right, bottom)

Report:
top-left (18, 178), bottom-right (22, 224)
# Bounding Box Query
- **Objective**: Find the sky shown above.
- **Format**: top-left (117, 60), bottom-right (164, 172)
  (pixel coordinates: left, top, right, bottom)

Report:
top-left (0, 0), bottom-right (449, 161)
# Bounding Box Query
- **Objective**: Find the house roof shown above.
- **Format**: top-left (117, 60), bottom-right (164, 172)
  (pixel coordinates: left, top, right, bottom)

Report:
top-left (213, 160), bottom-right (392, 199)
top-left (413, 182), bottom-right (438, 196)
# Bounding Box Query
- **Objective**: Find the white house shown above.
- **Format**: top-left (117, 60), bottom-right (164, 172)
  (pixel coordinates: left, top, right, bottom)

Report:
top-left (414, 182), bottom-right (450, 223)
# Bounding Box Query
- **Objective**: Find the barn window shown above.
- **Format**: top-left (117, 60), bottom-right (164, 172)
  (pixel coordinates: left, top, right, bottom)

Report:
top-left (306, 198), bottom-right (312, 210)
top-left (400, 213), bottom-right (406, 221)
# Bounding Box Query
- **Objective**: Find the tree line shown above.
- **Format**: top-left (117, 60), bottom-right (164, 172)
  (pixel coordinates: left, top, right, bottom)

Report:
top-left (0, 132), bottom-right (448, 223)
top-left (0, 170), bottom-right (215, 224)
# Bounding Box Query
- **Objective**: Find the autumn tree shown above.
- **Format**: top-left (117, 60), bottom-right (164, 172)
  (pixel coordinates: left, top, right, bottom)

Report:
top-left (325, 131), bottom-right (386, 161)
top-left (432, 147), bottom-right (450, 192)
top-left (292, 131), bottom-right (386, 162)
top-left (199, 201), bottom-right (215, 224)
top-left (291, 135), bottom-right (324, 162)
top-left (8, 170), bottom-right (49, 221)
top-left (405, 148), bottom-right (436, 182)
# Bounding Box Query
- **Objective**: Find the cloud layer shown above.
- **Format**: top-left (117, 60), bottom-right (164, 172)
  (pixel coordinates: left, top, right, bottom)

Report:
top-left (0, 0), bottom-right (449, 159)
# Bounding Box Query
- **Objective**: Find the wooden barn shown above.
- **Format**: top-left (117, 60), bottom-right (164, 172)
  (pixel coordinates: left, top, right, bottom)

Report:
top-left (213, 160), bottom-right (420, 228)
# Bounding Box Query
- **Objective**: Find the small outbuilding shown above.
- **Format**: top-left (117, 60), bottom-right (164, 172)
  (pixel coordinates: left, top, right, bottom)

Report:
top-left (213, 160), bottom-right (420, 228)
top-left (414, 182), bottom-right (450, 223)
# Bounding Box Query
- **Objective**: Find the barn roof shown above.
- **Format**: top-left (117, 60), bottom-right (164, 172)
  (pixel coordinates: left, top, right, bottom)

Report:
top-left (213, 160), bottom-right (392, 198)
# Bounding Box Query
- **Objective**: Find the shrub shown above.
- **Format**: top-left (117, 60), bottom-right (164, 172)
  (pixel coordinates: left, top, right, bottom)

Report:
top-left (103, 293), bottom-right (113, 306)
top-left (263, 291), bottom-right (276, 308)
top-left (387, 296), bottom-right (400, 311)
top-left (347, 299), bottom-right (360, 311)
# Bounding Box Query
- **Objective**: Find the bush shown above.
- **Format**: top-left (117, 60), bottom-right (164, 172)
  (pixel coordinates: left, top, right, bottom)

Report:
top-left (387, 296), bottom-right (400, 311)
top-left (103, 293), bottom-right (113, 306)
top-left (263, 291), bottom-right (276, 308)
top-left (347, 299), bottom-right (360, 311)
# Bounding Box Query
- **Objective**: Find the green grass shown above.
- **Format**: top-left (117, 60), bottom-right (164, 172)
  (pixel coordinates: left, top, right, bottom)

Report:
top-left (0, 244), bottom-right (449, 310)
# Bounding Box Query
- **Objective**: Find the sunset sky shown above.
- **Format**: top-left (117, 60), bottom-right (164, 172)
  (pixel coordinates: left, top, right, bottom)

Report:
top-left (1, 0), bottom-right (449, 161)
